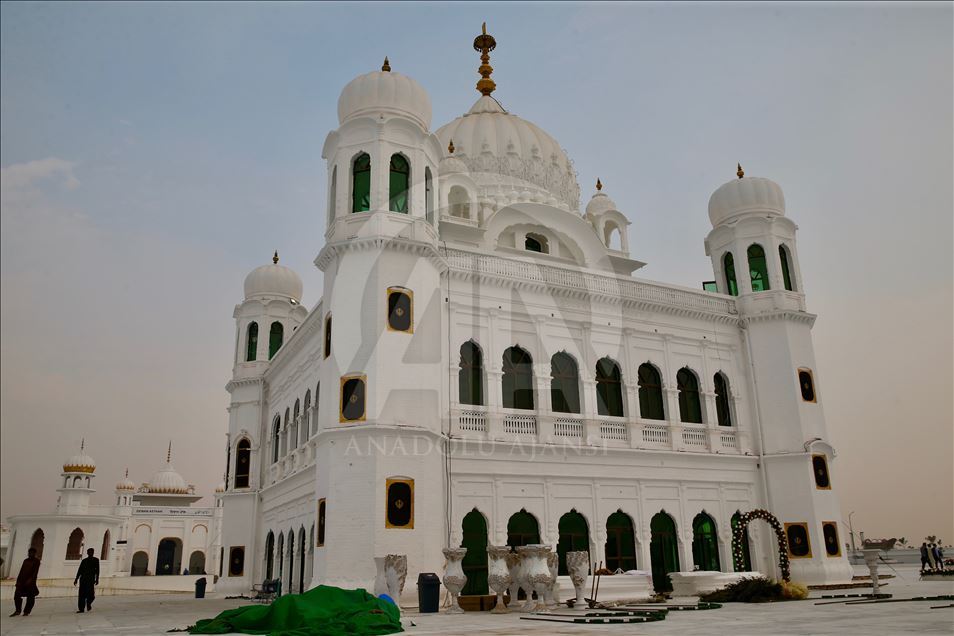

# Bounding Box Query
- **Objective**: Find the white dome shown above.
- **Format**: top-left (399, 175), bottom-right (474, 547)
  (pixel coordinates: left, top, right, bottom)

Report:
top-left (435, 96), bottom-right (580, 212)
top-left (63, 441), bottom-right (95, 474)
top-left (585, 191), bottom-right (618, 218)
top-left (214, 482), bottom-right (226, 493)
top-left (337, 67), bottom-right (432, 131)
top-left (244, 255), bottom-right (303, 302)
top-left (708, 175), bottom-right (785, 227)
top-left (145, 462), bottom-right (191, 495)
top-left (116, 470), bottom-right (136, 492)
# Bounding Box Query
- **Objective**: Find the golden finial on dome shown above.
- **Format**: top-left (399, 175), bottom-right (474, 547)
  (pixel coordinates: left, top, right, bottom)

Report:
top-left (272, 250), bottom-right (279, 264)
top-left (448, 139), bottom-right (455, 154)
top-left (381, 57), bottom-right (391, 72)
top-left (166, 441), bottom-right (172, 463)
top-left (125, 468), bottom-right (129, 478)
top-left (596, 178), bottom-right (603, 191)
top-left (473, 22), bottom-right (497, 96)
top-left (737, 163), bottom-right (744, 179)
top-left (80, 437), bottom-right (85, 452)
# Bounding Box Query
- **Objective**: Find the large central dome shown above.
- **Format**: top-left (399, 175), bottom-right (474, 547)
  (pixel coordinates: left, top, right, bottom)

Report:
top-left (435, 96), bottom-right (580, 212)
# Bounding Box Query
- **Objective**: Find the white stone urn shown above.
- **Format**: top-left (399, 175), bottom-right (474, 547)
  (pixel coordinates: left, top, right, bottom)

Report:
top-left (565, 551), bottom-right (589, 607)
top-left (862, 549), bottom-right (881, 595)
top-left (545, 549), bottom-right (560, 607)
top-left (442, 548), bottom-right (468, 613)
top-left (487, 545), bottom-right (512, 614)
top-left (510, 547), bottom-right (532, 611)
top-left (373, 556), bottom-right (388, 597)
top-left (384, 554), bottom-right (407, 602)
top-left (525, 545), bottom-right (553, 613)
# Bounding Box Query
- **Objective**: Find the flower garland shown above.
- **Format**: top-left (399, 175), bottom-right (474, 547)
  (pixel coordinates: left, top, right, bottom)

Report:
top-left (732, 509), bottom-right (791, 582)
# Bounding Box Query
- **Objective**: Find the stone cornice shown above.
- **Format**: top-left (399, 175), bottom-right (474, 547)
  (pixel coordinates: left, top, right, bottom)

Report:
top-left (225, 377), bottom-right (263, 393)
top-left (740, 309), bottom-right (817, 328)
top-left (315, 237), bottom-right (447, 273)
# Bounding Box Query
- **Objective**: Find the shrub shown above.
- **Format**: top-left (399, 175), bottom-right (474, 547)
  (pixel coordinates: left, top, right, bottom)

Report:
top-left (780, 581), bottom-right (809, 600)
top-left (700, 577), bottom-right (805, 603)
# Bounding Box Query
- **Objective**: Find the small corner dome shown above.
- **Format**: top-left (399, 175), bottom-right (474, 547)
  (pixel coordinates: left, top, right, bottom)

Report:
top-left (585, 191), bottom-right (618, 218)
top-left (244, 256), bottom-right (303, 302)
top-left (214, 482), bottom-right (226, 494)
top-left (439, 154), bottom-right (468, 175)
top-left (64, 444), bottom-right (96, 474)
top-left (708, 175), bottom-right (785, 227)
top-left (116, 473), bottom-right (136, 492)
top-left (146, 463), bottom-right (190, 495)
top-left (337, 68), bottom-right (432, 130)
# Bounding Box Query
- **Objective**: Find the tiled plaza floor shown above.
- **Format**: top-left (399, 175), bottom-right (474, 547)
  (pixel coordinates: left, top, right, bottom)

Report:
top-left (1, 564), bottom-right (951, 635)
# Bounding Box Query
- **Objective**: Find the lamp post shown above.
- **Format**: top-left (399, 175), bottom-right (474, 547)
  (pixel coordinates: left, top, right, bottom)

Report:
top-left (847, 511), bottom-right (857, 556)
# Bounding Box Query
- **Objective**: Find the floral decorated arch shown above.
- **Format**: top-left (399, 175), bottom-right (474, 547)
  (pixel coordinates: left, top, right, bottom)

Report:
top-left (732, 509), bottom-right (790, 582)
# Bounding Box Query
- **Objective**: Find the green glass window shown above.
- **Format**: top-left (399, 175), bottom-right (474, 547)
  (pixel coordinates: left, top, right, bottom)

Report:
top-left (702, 281), bottom-right (718, 293)
top-left (507, 509), bottom-right (541, 549)
top-left (747, 244), bottom-right (770, 292)
top-left (596, 357), bottom-right (624, 417)
top-left (677, 368), bottom-right (703, 424)
top-left (458, 342), bottom-right (484, 406)
top-left (235, 438), bottom-right (250, 489)
top-left (605, 511), bottom-right (637, 573)
top-left (731, 511), bottom-right (752, 572)
top-left (649, 512), bottom-right (680, 592)
top-left (502, 346), bottom-right (534, 410)
top-left (692, 513), bottom-right (721, 572)
top-left (557, 510), bottom-right (590, 575)
top-left (779, 245), bottom-right (795, 291)
top-left (388, 154), bottom-right (409, 213)
top-left (352, 153), bottom-right (371, 213)
top-left (268, 322), bottom-right (283, 359)
top-left (637, 363), bottom-right (665, 420)
top-left (723, 252), bottom-right (739, 296)
top-left (246, 322), bottom-right (258, 361)
top-left (461, 509), bottom-right (489, 595)
top-left (714, 372), bottom-right (732, 427)
top-left (550, 352), bottom-right (580, 413)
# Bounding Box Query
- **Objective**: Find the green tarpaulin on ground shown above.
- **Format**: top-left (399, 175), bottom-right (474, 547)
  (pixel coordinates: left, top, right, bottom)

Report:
top-left (189, 585), bottom-right (403, 636)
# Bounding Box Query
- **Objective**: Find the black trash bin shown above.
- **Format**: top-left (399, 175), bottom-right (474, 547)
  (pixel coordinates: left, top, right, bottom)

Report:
top-left (194, 577), bottom-right (207, 599)
top-left (417, 573), bottom-right (440, 613)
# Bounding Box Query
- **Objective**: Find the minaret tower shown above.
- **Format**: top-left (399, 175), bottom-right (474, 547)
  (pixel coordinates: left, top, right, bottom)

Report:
top-left (313, 46), bottom-right (448, 596)
top-left (57, 439), bottom-right (96, 514)
top-left (218, 252), bottom-right (306, 594)
top-left (705, 166), bottom-right (853, 584)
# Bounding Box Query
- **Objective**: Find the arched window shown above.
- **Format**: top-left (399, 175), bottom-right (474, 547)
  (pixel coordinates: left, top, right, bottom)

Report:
top-left (189, 550), bottom-right (206, 574)
top-left (677, 368), bottom-right (703, 424)
top-left (101, 530), bottom-right (110, 561)
top-left (461, 509), bottom-right (489, 596)
top-left (385, 478), bottom-right (414, 529)
top-left (229, 546), bottom-right (245, 577)
top-left (328, 165), bottom-right (337, 226)
top-left (731, 511), bottom-right (752, 571)
top-left (314, 382), bottom-right (320, 435)
top-left (324, 315), bottom-right (332, 358)
top-left (502, 346), bottom-right (534, 410)
top-left (30, 528), bottom-right (45, 560)
top-left (723, 252), bottom-right (739, 296)
top-left (276, 533), bottom-right (285, 578)
top-left (245, 322), bottom-right (258, 361)
top-left (389, 154), bottom-right (410, 213)
top-left (286, 530), bottom-right (294, 591)
top-left (386, 287), bottom-right (413, 333)
top-left (649, 512), bottom-right (679, 592)
top-left (747, 244), bottom-right (770, 292)
top-left (604, 223), bottom-right (621, 250)
top-left (352, 153), bottom-right (371, 213)
top-left (596, 357), bottom-right (624, 417)
top-left (268, 322), bottom-right (284, 359)
top-left (303, 390), bottom-right (311, 440)
top-left (779, 244), bottom-right (795, 291)
top-left (714, 372), bottom-right (732, 427)
top-left (550, 352), bottom-right (580, 414)
top-left (525, 233), bottom-right (549, 254)
top-left (605, 511), bottom-right (637, 572)
top-left (340, 375), bottom-right (367, 422)
top-left (692, 512), bottom-right (721, 571)
top-left (557, 510), bottom-right (590, 575)
top-left (458, 341), bottom-right (484, 406)
top-left (131, 551), bottom-right (149, 576)
top-left (448, 185), bottom-right (470, 219)
top-left (506, 509), bottom-right (540, 548)
top-left (637, 363), bottom-right (665, 420)
top-left (271, 416), bottom-right (281, 463)
top-left (317, 499), bottom-right (326, 547)
top-left (798, 368), bottom-right (817, 402)
top-left (424, 167), bottom-right (434, 224)
top-left (66, 528), bottom-right (84, 560)
top-left (290, 400), bottom-right (300, 451)
top-left (235, 438), bottom-right (251, 488)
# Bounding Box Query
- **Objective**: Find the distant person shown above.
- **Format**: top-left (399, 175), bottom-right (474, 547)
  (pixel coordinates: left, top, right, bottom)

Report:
top-left (73, 548), bottom-right (99, 613)
top-left (934, 544), bottom-right (944, 571)
top-left (920, 543), bottom-right (930, 571)
top-left (10, 547), bottom-right (41, 617)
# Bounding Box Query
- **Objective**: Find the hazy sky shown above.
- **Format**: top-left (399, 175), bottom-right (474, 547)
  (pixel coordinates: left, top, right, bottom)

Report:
top-left (2, 2), bottom-right (951, 544)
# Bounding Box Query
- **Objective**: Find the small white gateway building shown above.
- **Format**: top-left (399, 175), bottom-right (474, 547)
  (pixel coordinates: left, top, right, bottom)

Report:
top-left (217, 26), bottom-right (854, 597)
top-left (3, 442), bottom-right (223, 588)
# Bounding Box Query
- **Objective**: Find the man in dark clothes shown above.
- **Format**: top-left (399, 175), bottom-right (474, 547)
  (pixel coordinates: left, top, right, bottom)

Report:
top-left (73, 548), bottom-right (99, 613)
top-left (10, 547), bottom-right (41, 617)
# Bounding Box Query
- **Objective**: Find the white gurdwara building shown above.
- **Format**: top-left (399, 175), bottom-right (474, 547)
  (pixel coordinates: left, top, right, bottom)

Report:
top-left (3, 442), bottom-right (223, 584)
top-left (217, 27), bottom-right (853, 597)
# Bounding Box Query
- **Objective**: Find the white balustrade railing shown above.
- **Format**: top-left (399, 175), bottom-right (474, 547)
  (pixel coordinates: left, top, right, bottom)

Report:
top-left (719, 430), bottom-right (739, 450)
top-left (682, 427), bottom-right (708, 449)
top-left (641, 424), bottom-right (670, 447)
top-left (553, 418), bottom-right (584, 438)
top-left (458, 410), bottom-right (487, 432)
top-left (503, 413), bottom-right (537, 436)
top-left (600, 421), bottom-right (629, 442)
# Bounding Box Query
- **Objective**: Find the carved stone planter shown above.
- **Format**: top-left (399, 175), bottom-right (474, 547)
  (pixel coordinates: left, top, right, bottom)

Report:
top-left (510, 547), bottom-right (532, 611)
top-left (373, 556), bottom-right (388, 597)
top-left (442, 548), bottom-right (467, 613)
top-left (545, 550), bottom-right (560, 607)
top-left (487, 545), bottom-right (513, 614)
top-left (525, 545), bottom-right (553, 613)
top-left (384, 554), bottom-right (407, 602)
top-left (566, 550), bottom-right (589, 607)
